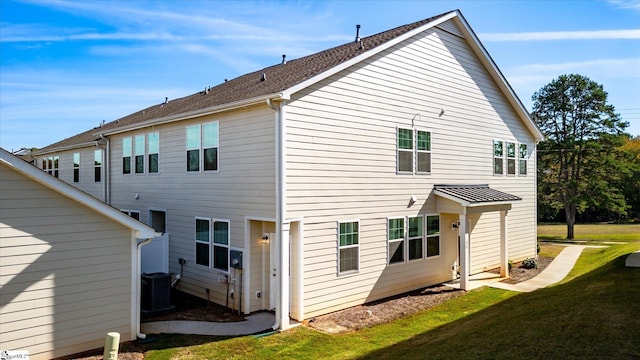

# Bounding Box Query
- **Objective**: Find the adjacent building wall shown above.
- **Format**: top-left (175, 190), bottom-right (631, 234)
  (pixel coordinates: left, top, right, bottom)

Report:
top-left (0, 162), bottom-right (134, 360)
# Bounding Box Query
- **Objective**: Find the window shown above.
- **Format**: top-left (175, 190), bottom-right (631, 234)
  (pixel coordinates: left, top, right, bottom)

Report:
top-left (187, 122), bottom-right (219, 172)
top-left (122, 137), bottom-right (132, 174)
top-left (47, 156), bottom-right (52, 175)
top-left (338, 221), bottom-right (359, 273)
top-left (121, 210), bottom-right (140, 221)
top-left (493, 140), bottom-right (504, 175)
top-left (408, 216), bottom-right (423, 260)
top-left (426, 215), bottom-right (440, 257)
top-left (134, 134), bottom-right (145, 174)
top-left (41, 159), bottom-right (46, 171)
top-left (519, 144), bottom-right (527, 175)
top-left (73, 153), bottom-right (80, 182)
top-left (203, 122), bottom-right (219, 171)
top-left (53, 156), bottom-right (59, 178)
top-left (194, 217), bottom-right (229, 271)
top-left (195, 218), bottom-right (210, 267)
top-left (397, 128), bottom-right (413, 173)
top-left (148, 132), bottom-right (159, 173)
top-left (94, 149), bottom-right (102, 182)
top-left (388, 217), bottom-right (405, 264)
top-left (213, 220), bottom-right (229, 271)
top-left (507, 142), bottom-right (516, 175)
top-left (416, 130), bottom-right (431, 173)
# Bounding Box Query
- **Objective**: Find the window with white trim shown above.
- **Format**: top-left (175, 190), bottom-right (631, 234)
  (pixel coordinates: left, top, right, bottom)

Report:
top-left (186, 122), bottom-right (219, 172)
top-left (148, 132), bottom-right (159, 173)
top-left (426, 215), bottom-right (440, 257)
top-left (94, 150), bottom-right (102, 182)
top-left (121, 209), bottom-right (140, 221)
top-left (519, 143), bottom-right (527, 175)
top-left (73, 153), bottom-right (80, 183)
top-left (388, 217), bottom-right (405, 264)
top-left (338, 221), bottom-right (359, 273)
top-left (507, 142), bottom-right (516, 175)
top-left (194, 217), bottom-right (229, 271)
top-left (416, 130), bottom-right (431, 173)
top-left (408, 216), bottom-right (423, 260)
top-left (122, 137), bottom-right (132, 174)
top-left (493, 140), bottom-right (504, 175)
top-left (134, 134), bottom-right (145, 174)
top-left (397, 128), bottom-right (413, 173)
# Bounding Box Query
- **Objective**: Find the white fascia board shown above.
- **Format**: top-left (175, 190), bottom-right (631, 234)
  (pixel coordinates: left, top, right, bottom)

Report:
top-left (0, 147), bottom-right (158, 239)
top-left (452, 13), bottom-right (545, 142)
top-left (281, 11), bottom-right (458, 99)
top-left (100, 93), bottom-right (284, 137)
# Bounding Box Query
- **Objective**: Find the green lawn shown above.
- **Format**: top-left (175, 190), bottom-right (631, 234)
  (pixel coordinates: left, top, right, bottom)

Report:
top-left (538, 223), bottom-right (640, 242)
top-left (138, 228), bottom-right (640, 359)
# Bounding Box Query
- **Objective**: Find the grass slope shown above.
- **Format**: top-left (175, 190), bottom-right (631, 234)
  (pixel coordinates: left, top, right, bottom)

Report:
top-left (144, 243), bottom-right (640, 360)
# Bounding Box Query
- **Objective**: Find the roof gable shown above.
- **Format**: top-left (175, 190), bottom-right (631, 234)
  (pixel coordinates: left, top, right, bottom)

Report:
top-left (34, 9), bottom-right (542, 154)
top-left (0, 148), bottom-right (157, 239)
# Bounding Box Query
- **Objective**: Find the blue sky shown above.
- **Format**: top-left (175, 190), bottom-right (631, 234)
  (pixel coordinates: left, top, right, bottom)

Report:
top-left (1, 0), bottom-right (639, 151)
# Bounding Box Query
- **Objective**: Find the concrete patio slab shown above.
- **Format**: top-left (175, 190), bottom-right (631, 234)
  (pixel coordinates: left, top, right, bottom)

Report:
top-left (141, 311), bottom-right (275, 336)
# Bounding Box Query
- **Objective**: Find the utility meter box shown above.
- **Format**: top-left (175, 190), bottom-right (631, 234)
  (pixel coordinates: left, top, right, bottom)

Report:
top-left (230, 250), bottom-right (243, 269)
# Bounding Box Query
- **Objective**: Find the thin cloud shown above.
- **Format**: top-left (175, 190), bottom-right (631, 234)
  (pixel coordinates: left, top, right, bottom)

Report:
top-left (608, 0), bottom-right (640, 10)
top-left (508, 58), bottom-right (640, 77)
top-left (481, 29), bottom-right (640, 41)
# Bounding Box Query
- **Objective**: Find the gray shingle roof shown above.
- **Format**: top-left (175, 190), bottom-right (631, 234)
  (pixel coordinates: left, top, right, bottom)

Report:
top-left (433, 184), bottom-right (522, 204)
top-left (35, 11), bottom-right (454, 153)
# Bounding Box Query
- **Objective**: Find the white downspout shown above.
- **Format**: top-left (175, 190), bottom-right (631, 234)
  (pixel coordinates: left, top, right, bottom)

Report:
top-left (136, 238), bottom-right (152, 339)
top-left (267, 98), bottom-right (290, 330)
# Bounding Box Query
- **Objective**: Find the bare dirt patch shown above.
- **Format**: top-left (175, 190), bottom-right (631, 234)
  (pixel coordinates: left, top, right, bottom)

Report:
top-left (142, 290), bottom-right (244, 323)
top-left (307, 256), bottom-right (554, 334)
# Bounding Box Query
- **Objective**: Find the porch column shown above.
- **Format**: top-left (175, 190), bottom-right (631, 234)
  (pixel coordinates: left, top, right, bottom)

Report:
top-left (500, 210), bottom-right (509, 277)
top-left (459, 212), bottom-right (469, 290)
top-left (278, 221), bottom-right (291, 329)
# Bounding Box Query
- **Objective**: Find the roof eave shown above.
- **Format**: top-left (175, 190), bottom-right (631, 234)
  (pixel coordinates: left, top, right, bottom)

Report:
top-left (32, 140), bottom-right (102, 156)
top-left (100, 93), bottom-right (285, 137)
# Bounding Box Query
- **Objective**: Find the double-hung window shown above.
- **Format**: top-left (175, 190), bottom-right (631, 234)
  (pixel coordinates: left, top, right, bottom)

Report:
top-left (94, 150), bottom-right (102, 182)
top-left (195, 217), bottom-right (229, 271)
top-left (416, 130), bottom-right (431, 173)
top-left (507, 142), bottom-right (516, 175)
top-left (397, 128), bottom-right (413, 173)
top-left (148, 132), bottom-right (159, 173)
top-left (519, 144), bottom-right (527, 175)
top-left (426, 215), bottom-right (440, 257)
top-left (408, 216), bottom-right (423, 260)
top-left (134, 135), bottom-right (145, 174)
top-left (73, 153), bottom-right (80, 182)
top-left (493, 140), bottom-right (504, 175)
top-left (187, 122), bottom-right (219, 172)
top-left (388, 217), bottom-right (405, 264)
top-left (52, 156), bottom-right (59, 178)
top-left (122, 137), bottom-right (132, 174)
top-left (338, 221), bottom-right (359, 274)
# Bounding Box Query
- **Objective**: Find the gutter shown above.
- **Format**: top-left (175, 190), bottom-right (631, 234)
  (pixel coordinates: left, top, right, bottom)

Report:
top-left (31, 140), bottom-right (100, 156)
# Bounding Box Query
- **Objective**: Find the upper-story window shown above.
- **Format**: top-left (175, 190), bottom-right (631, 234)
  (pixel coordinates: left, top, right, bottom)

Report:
top-left (73, 153), bottom-right (80, 183)
top-left (507, 142), bottom-right (516, 175)
top-left (519, 144), bottom-right (528, 175)
top-left (493, 140), bottom-right (504, 175)
top-left (94, 149), bottom-right (102, 182)
top-left (186, 122), bottom-right (219, 172)
top-left (123, 137), bottom-right (132, 174)
top-left (398, 128), bottom-right (431, 174)
top-left (148, 132), bottom-right (159, 173)
top-left (134, 135), bottom-right (145, 174)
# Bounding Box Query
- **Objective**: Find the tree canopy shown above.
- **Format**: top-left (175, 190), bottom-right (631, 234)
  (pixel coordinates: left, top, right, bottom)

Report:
top-left (532, 74), bottom-right (630, 239)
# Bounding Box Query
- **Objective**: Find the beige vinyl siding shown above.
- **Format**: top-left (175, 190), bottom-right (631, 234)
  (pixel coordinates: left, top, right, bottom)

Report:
top-left (108, 105), bottom-right (276, 310)
top-left (0, 162), bottom-right (134, 360)
top-left (285, 20), bottom-right (537, 318)
top-left (34, 147), bottom-right (105, 200)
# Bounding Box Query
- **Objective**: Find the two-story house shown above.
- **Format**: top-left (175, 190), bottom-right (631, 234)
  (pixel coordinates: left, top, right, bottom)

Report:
top-left (31, 10), bottom-right (543, 330)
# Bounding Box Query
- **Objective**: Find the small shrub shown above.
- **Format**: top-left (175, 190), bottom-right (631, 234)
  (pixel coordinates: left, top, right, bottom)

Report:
top-left (508, 260), bottom-right (513, 271)
top-left (522, 258), bottom-right (538, 269)
top-left (537, 243), bottom-right (541, 254)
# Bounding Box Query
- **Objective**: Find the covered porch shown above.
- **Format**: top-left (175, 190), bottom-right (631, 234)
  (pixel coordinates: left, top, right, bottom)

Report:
top-left (433, 184), bottom-right (522, 291)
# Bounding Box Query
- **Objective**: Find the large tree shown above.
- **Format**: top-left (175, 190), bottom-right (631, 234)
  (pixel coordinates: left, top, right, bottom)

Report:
top-left (532, 74), bottom-right (629, 239)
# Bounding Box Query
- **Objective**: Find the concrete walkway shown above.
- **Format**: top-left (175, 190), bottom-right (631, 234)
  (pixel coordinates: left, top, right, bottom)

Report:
top-left (489, 245), bottom-right (588, 292)
top-left (626, 250), bottom-right (640, 267)
top-left (141, 311), bottom-right (275, 336)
